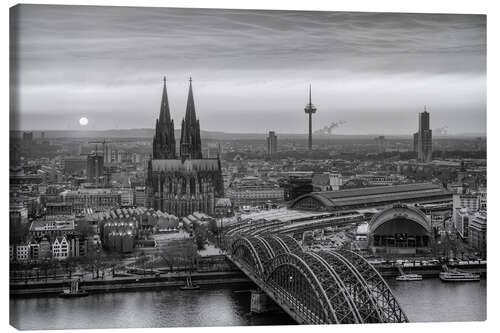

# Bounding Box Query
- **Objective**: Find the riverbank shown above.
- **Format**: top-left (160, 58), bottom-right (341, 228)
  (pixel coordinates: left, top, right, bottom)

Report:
top-left (10, 261), bottom-right (486, 297)
top-left (375, 263), bottom-right (487, 277)
top-left (10, 278), bottom-right (486, 329)
top-left (10, 271), bottom-right (251, 297)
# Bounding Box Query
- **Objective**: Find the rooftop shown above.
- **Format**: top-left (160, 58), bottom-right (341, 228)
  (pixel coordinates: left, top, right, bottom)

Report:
top-left (290, 183), bottom-right (451, 209)
top-left (30, 218), bottom-right (75, 232)
top-left (91, 206), bottom-right (177, 221)
top-left (151, 159), bottom-right (220, 173)
top-left (240, 207), bottom-right (330, 223)
top-left (216, 198), bottom-right (232, 207)
top-left (61, 188), bottom-right (119, 196)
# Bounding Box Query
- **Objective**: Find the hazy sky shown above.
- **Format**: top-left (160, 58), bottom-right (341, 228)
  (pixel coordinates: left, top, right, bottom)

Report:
top-left (10, 5), bottom-right (486, 134)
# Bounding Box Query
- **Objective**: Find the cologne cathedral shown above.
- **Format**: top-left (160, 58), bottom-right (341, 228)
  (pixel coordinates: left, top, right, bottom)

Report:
top-left (146, 77), bottom-right (224, 217)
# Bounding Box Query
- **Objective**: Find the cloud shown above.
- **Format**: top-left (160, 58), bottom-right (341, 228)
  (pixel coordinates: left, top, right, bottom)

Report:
top-left (10, 5), bottom-right (486, 134)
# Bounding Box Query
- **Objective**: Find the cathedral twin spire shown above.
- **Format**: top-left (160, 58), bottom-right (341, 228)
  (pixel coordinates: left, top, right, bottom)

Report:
top-left (152, 77), bottom-right (202, 160)
top-left (152, 76), bottom-right (176, 159)
top-left (180, 78), bottom-right (203, 159)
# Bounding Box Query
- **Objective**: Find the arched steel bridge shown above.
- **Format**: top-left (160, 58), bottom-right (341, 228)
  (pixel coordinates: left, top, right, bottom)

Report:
top-left (227, 234), bottom-right (408, 325)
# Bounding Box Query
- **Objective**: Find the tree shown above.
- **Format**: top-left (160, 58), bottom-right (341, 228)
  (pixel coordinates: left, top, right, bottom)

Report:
top-left (157, 238), bottom-right (198, 272)
top-left (135, 251), bottom-right (148, 271)
top-left (84, 244), bottom-right (103, 279)
top-left (191, 221), bottom-right (208, 250)
top-left (106, 252), bottom-right (123, 277)
top-left (195, 234), bottom-right (205, 251)
top-left (64, 256), bottom-right (83, 279)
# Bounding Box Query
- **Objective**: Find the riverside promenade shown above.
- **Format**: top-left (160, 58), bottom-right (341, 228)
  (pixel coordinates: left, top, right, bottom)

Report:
top-left (374, 261), bottom-right (487, 277)
top-left (10, 270), bottom-right (251, 296)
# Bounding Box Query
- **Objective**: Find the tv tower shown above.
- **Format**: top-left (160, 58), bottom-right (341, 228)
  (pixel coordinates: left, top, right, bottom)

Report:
top-left (304, 85), bottom-right (317, 150)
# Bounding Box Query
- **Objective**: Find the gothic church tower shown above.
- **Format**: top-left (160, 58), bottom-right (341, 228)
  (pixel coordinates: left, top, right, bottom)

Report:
top-left (152, 76), bottom-right (176, 159)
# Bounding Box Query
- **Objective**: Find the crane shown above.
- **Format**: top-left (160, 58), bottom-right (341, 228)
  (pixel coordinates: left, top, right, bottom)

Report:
top-left (81, 139), bottom-right (115, 186)
top-left (88, 139), bottom-right (114, 164)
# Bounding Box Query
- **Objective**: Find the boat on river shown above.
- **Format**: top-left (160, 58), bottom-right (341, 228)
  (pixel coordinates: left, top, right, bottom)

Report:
top-left (396, 273), bottom-right (423, 281)
top-left (440, 264), bottom-right (480, 282)
top-left (440, 270), bottom-right (480, 282)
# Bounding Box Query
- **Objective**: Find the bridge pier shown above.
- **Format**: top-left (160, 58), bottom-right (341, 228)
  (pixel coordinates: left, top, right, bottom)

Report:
top-left (250, 289), bottom-right (275, 313)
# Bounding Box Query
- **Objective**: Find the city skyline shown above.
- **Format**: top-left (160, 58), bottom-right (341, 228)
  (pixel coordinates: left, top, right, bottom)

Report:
top-left (8, 5), bottom-right (488, 329)
top-left (11, 5), bottom-right (486, 135)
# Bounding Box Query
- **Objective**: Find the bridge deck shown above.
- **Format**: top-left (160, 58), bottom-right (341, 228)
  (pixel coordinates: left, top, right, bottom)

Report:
top-left (227, 235), bottom-right (409, 325)
top-left (227, 254), bottom-right (309, 324)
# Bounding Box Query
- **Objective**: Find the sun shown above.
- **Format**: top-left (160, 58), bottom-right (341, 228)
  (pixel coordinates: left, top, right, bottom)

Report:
top-left (79, 117), bottom-right (89, 126)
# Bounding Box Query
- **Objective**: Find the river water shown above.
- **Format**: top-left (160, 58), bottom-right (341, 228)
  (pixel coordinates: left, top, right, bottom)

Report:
top-left (10, 279), bottom-right (486, 330)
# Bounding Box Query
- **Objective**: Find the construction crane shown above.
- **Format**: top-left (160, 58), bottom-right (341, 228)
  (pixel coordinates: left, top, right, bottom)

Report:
top-left (79, 150), bottom-right (101, 186)
top-left (88, 139), bottom-right (114, 164)
top-left (80, 139), bottom-right (114, 186)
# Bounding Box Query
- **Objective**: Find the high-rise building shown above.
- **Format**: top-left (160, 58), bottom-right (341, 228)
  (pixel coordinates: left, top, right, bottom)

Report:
top-left (146, 77), bottom-right (224, 217)
top-left (266, 131), bottom-right (278, 156)
top-left (413, 133), bottom-right (419, 152)
top-left (104, 146), bottom-right (113, 164)
top-left (304, 85), bottom-right (317, 150)
top-left (86, 155), bottom-right (104, 185)
top-left (413, 107), bottom-right (432, 163)
top-left (375, 136), bottom-right (386, 153)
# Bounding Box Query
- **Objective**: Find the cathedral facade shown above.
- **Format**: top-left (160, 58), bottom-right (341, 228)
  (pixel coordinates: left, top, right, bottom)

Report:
top-left (146, 77), bottom-right (224, 217)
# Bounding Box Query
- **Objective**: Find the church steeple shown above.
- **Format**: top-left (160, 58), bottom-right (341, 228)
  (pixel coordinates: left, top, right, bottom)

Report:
top-left (153, 76), bottom-right (176, 159)
top-left (180, 77), bottom-right (203, 159)
top-left (159, 76), bottom-right (171, 123)
top-left (185, 77), bottom-right (196, 124)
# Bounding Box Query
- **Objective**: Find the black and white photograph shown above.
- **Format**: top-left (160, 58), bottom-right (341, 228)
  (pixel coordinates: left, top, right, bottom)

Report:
top-left (8, 2), bottom-right (488, 330)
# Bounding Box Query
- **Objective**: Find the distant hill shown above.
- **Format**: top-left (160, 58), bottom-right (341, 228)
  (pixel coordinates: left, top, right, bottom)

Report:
top-left (9, 129), bottom-right (485, 140)
top-left (10, 128), bottom-right (244, 140)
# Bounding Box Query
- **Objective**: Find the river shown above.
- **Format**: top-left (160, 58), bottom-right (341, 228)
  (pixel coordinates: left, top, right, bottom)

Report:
top-left (10, 279), bottom-right (486, 330)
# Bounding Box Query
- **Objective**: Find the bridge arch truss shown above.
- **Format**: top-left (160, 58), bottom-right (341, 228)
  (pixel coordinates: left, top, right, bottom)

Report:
top-left (228, 235), bottom-right (408, 324)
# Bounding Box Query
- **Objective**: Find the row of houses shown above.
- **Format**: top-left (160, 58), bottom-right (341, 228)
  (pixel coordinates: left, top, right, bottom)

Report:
top-left (10, 235), bottom-right (93, 262)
